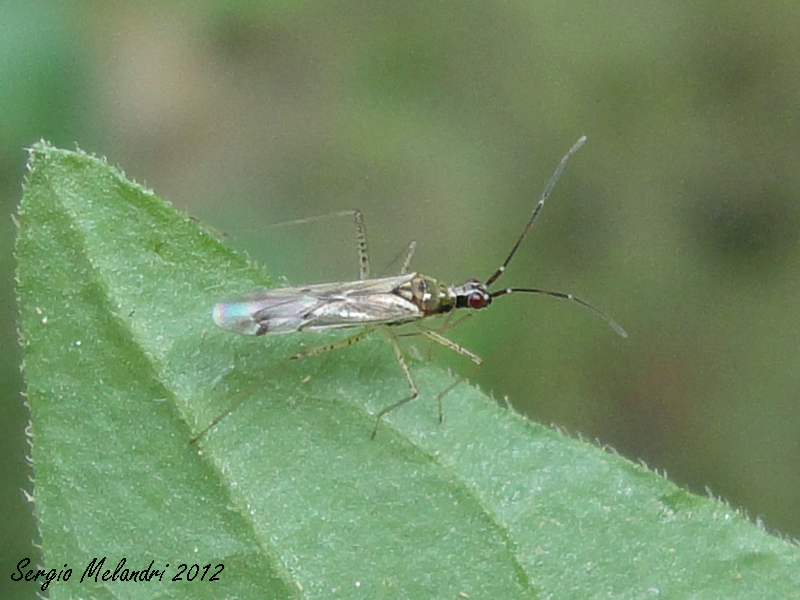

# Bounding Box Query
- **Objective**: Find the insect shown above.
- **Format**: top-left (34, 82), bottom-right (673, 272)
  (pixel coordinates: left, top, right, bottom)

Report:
top-left (198, 136), bottom-right (626, 441)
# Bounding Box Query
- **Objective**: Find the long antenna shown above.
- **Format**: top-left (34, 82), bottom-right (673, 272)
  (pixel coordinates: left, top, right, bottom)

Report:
top-left (485, 135), bottom-right (587, 287)
top-left (490, 286), bottom-right (628, 338)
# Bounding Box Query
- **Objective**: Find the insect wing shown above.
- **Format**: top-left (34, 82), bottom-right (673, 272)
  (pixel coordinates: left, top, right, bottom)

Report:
top-left (213, 275), bottom-right (422, 336)
top-left (213, 291), bottom-right (322, 335)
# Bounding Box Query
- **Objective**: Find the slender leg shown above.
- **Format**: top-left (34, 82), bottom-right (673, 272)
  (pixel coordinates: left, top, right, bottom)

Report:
top-left (191, 328), bottom-right (373, 444)
top-left (415, 327), bottom-right (483, 365)
top-left (268, 209), bottom-right (370, 280)
top-left (190, 357), bottom-right (292, 444)
top-left (435, 377), bottom-right (465, 424)
top-left (400, 240), bottom-right (417, 275)
top-left (435, 312), bottom-right (473, 335)
top-left (371, 327), bottom-right (419, 438)
top-left (193, 323), bottom-right (473, 442)
top-left (404, 312), bottom-right (474, 361)
top-left (397, 312), bottom-right (472, 340)
top-left (290, 327), bottom-right (372, 360)
top-left (374, 325), bottom-right (477, 433)
top-left (296, 322), bottom-right (480, 437)
top-left (287, 325), bottom-right (437, 440)
top-left (351, 209), bottom-right (370, 280)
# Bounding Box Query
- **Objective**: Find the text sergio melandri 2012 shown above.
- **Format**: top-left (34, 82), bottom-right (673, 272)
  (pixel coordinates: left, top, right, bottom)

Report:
top-left (11, 556), bottom-right (224, 591)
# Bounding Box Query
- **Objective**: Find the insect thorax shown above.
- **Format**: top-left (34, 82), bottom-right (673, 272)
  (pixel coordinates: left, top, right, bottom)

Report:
top-left (394, 274), bottom-right (457, 316)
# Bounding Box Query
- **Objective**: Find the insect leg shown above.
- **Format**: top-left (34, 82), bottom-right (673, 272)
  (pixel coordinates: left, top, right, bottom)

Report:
top-left (434, 377), bottom-right (465, 424)
top-left (375, 327), bottom-right (477, 433)
top-left (399, 240), bottom-right (417, 275)
top-left (190, 358), bottom-right (292, 444)
top-left (371, 327), bottom-right (419, 438)
top-left (268, 209), bottom-right (371, 280)
top-left (352, 209), bottom-right (370, 281)
top-left (415, 327), bottom-right (483, 365)
top-left (192, 329), bottom-right (374, 444)
top-left (290, 327), bottom-right (372, 360)
top-left (424, 313), bottom-right (472, 361)
top-left (397, 312), bottom-right (474, 361)
top-left (378, 324), bottom-right (478, 427)
top-left (434, 312), bottom-right (473, 335)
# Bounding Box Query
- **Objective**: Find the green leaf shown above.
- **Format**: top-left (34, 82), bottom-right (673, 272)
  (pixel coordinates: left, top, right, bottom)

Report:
top-left (16, 142), bottom-right (800, 599)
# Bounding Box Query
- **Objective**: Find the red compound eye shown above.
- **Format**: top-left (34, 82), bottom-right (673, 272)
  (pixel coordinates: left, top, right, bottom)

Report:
top-left (468, 291), bottom-right (488, 309)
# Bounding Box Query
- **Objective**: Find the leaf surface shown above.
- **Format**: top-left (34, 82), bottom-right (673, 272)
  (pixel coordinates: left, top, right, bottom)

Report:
top-left (16, 142), bottom-right (800, 599)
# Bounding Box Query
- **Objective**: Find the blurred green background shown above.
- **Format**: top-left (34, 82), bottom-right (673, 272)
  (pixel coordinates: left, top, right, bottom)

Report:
top-left (3, 1), bottom-right (800, 595)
